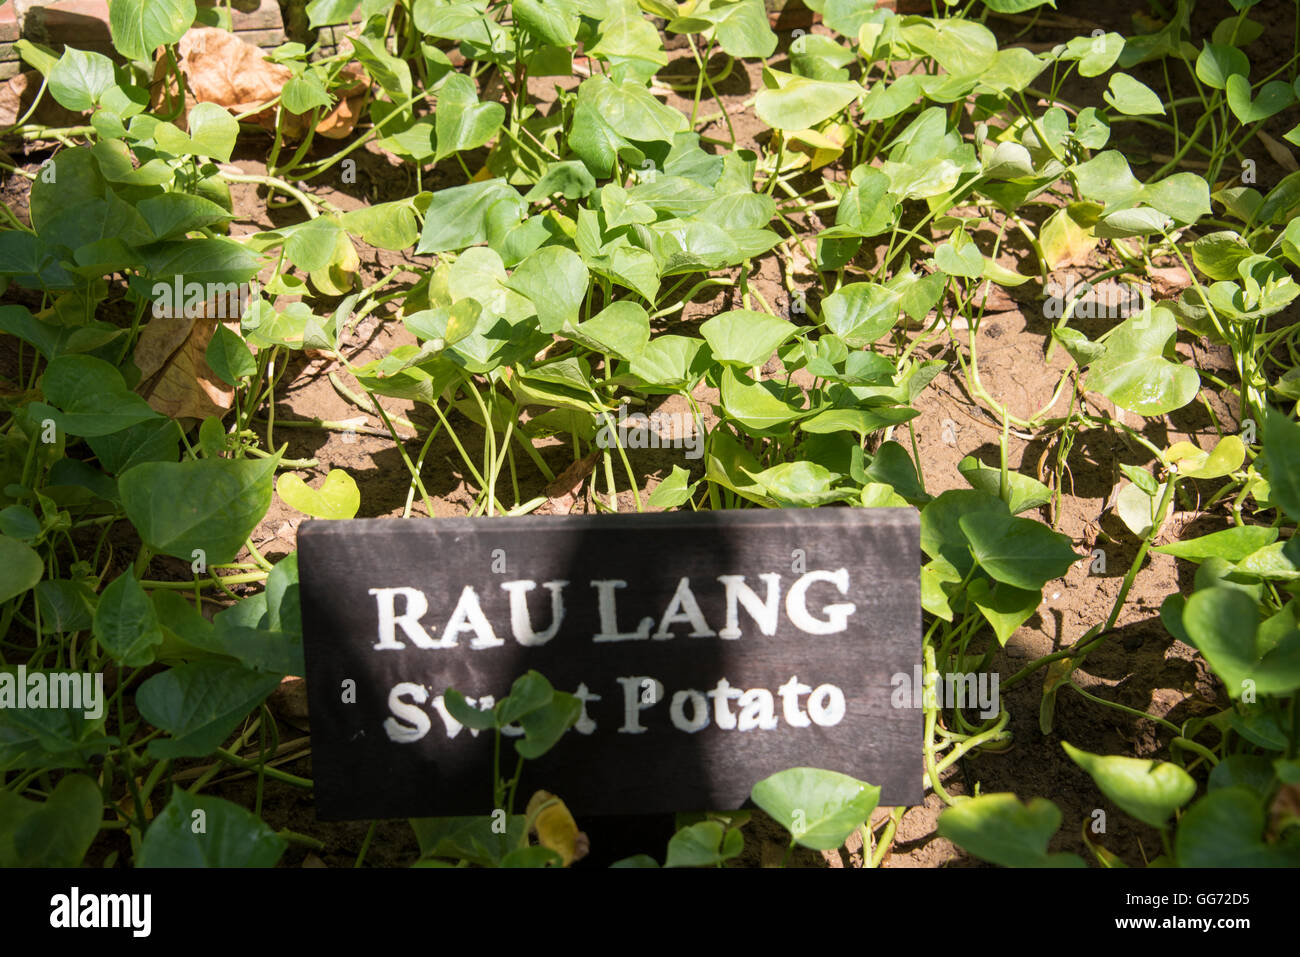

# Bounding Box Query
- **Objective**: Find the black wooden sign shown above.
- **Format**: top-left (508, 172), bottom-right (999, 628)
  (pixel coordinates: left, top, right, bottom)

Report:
top-left (298, 509), bottom-right (922, 819)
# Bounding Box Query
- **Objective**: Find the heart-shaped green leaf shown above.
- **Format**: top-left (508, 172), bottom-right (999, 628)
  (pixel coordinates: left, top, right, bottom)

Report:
top-left (1062, 742), bottom-right (1196, 828)
top-left (819, 283), bottom-right (902, 347)
top-left (0, 536), bottom-right (44, 604)
top-left (108, 0), bottom-right (195, 61)
top-left (505, 247), bottom-right (588, 334)
top-left (416, 179), bottom-right (526, 254)
top-left (751, 767), bottom-right (880, 850)
top-left (49, 47), bottom-right (116, 112)
top-left (155, 102), bottom-right (238, 162)
top-left (138, 193), bottom-right (231, 242)
top-left (94, 569), bottom-right (164, 667)
top-left (496, 670), bottom-right (555, 728)
top-left (276, 469), bottom-right (360, 520)
top-left (442, 688), bottom-right (499, 731)
top-left (37, 354), bottom-right (161, 438)
top-left (719, 367), bottom-right (805, 431)
top-left (921, 489), bottom-right (1010, 576)
top-left (630, 335), bottom-right (710, 389)
top-left (206, 324), bottom-right (257, 386)
top-left (1183, 587), bottom-right (1300, 697)
top-left (282, 216), bottom-right (344, 273)
top-left (136, 661), bottom-right (281, 759)
top-left (900, 18), bottom-right (997, 77)
top-left (11, 773), bottom-right (101, 867)
top-left (513, 691), bottom-right (581, 759)
top-left (967, 577), bottom-right (1040, 646)
top-left (1166, 435), bottom-right (1248, 479)
top-left (282, 73), bottom-right (332, 113)
top-left (120, 455), bottom-right (279, 563)
top-left (646, 465), bottom-right (699, 509)
top-left (571, 301), bottom-right (650, 360)
top-left (1087, 306), bottom-right (1199, 415)
top-left (1192, 231), bottom-right (1253, 280)
top-left (755, 74), bottom-right (860, 130)
top-left (747, 461), bottom-right (851, 506)
top-left (1195, 42), bottom-right (1249, 89)
top-left (957, 456), bottom-right (1052, 515)
top-left (934, 241), bottom-right (985, 278)
top-left (1155, 524), bottom-right (1277, 563)
top-left (700, 310), bottom-right (797, 367)
top-left (512, 0), bottom-right (579, 46)
top-left (434, 73), bottom-right (505, 162)
top-left (1105, 73), bottom-right (1166, 115)
top-left (800, 406), bottom-right (917, 437)
top-left (1226, 74), bottom-right (1296, 123)
top-left (937, 793), bottom-right (1085, 867)
top-left (1176, 788), bottom-right (1300, 866)
top-left (138, 789), bottom-right (286, 867)
top-left (959, 511), bottom-right (1079, 589)
top-left (701, 0), bottom-right (777, 57)
top-left (664, 820), bottom-right (744, 867)
top-left (1059, 30), bottom-right (1124, 77)
top-left (590, 75), bottom-right (687, 143)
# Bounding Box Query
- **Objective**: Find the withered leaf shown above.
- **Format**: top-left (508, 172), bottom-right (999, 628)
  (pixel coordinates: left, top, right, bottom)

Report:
top-left (150, 29), bottom-right (369, 141)
top-left (134, 303), bottom-right (238, 421)
top-left (526, 790), bottom-right (586, 867)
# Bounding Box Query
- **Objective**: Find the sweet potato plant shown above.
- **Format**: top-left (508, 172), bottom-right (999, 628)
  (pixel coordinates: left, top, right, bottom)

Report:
top-left (0, 0), bottom-right (1298, 867)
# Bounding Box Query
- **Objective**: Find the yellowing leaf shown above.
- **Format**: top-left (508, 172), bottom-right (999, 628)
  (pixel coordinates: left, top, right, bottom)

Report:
top-left (276, 469), bottom-right (360, 520)
top-left (1039, 206), bottom-right (1097, 270)
top-left (526, 790), bottom-right (584, 866)
top-left (1166, 435), bottom-right (1245, 479)
top-left (786, 123), bottom-right (850, 171)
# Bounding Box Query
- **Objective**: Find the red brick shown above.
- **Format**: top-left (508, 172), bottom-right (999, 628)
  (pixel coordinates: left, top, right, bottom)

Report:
top-left (0, 2), bottom-right (21, 45)
top-left (1, 30), bottom-right (17, 74)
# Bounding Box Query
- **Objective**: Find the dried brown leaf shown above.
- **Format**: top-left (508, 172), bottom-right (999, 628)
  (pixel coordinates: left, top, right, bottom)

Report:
top-left (133, 313), bottom-right (196, 381)
top-left (150, 28), bottom-right (369, 140)
top-left (134, 305), bottom-right (236, 421)
top-left (1149, 265), bottom-right (1192, 298)
top-left (537, 451), bottom-right (599, 515)
top-left (177, 28), bottom-right (291, 114)
top-left (269, 675), bottom-right (311, 733)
